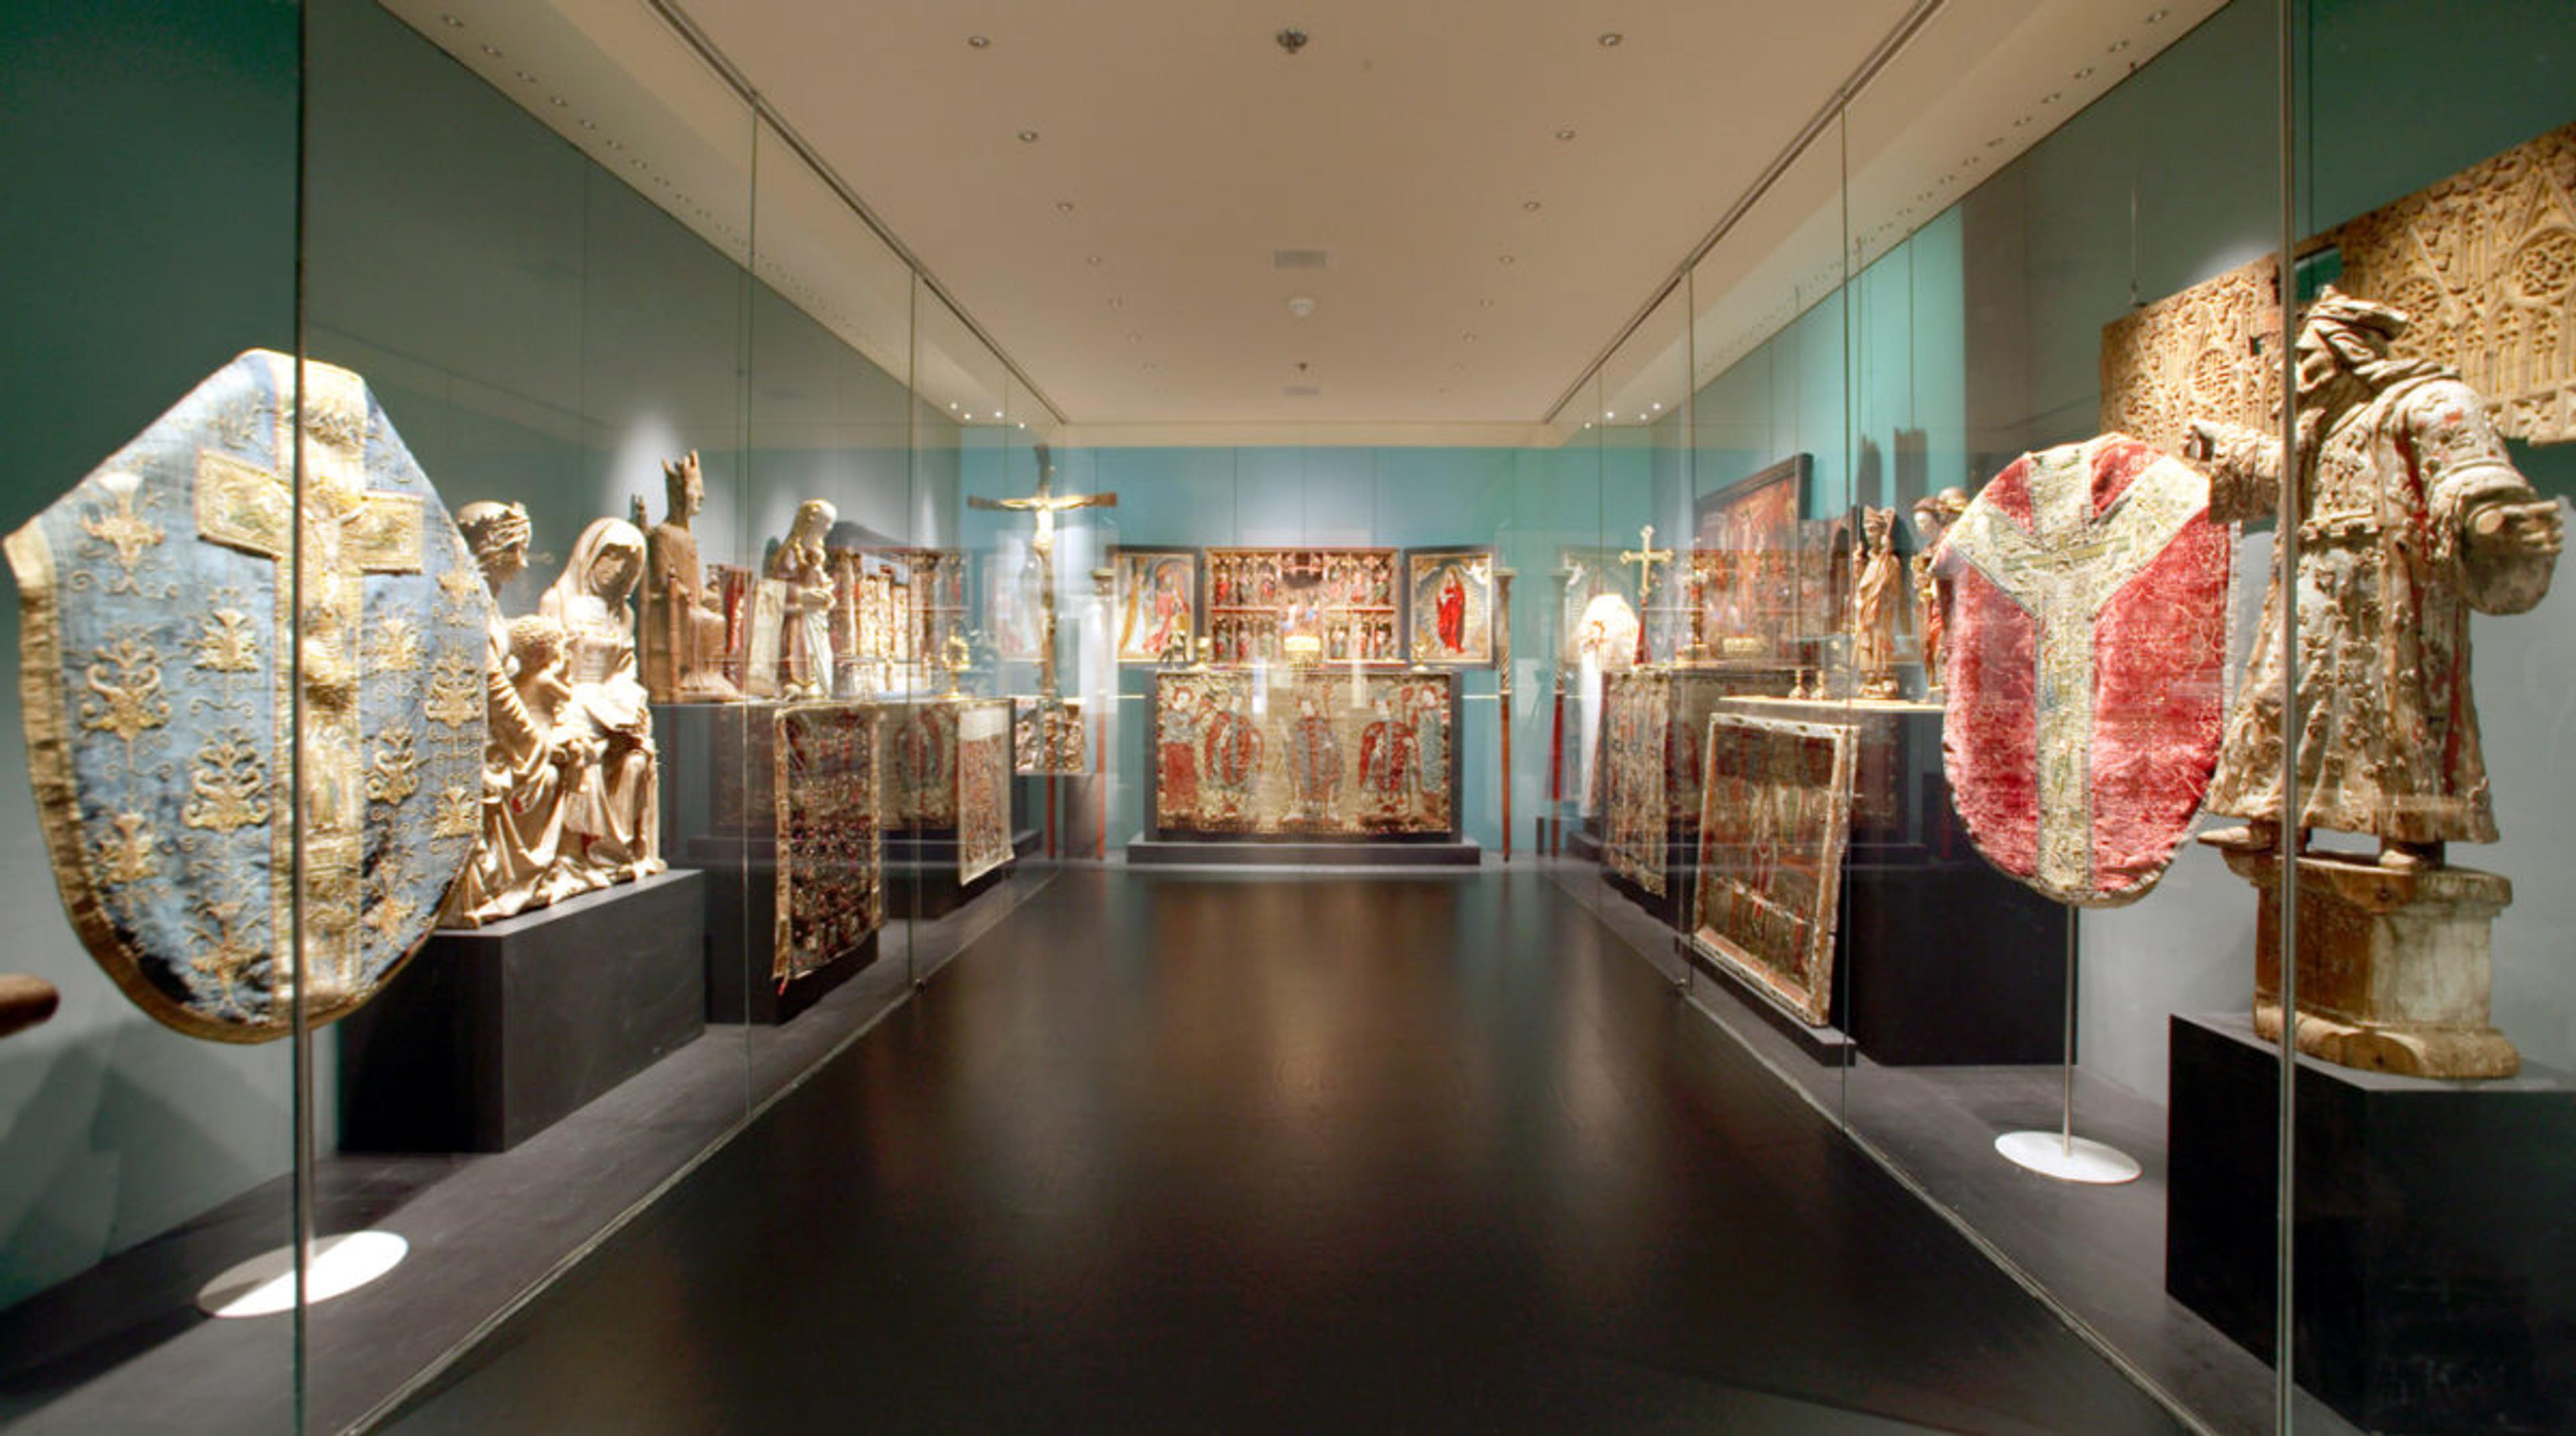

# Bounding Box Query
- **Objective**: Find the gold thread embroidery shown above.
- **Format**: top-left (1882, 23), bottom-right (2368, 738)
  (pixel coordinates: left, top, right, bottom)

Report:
top-left (368, 614), bottom-right (422, 673)
top-left (187, 898), bottom-right (266, 1021)
top-left (95, 810), bottom-right (160, 885)
top-left (77, 472), bottom-right (165, 595)
top-left (183, 729), bottom-right (273, 832)
top-left (193, 607), bottom-right (260, 673)
top-left (80, 630), bottom-right (170, 763)
top-left (366, 729), bottom-right (421, 806)
top-left (423, 649), bottom-right (482, 728)
top-left (432, 783), bottom-right (478, 838)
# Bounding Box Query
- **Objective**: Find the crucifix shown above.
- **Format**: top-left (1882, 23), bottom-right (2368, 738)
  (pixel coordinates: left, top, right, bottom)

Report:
top-left (1619, 524), bottom-right (1672, 666)
top-left (197, 366), bottom-right (431, 1003)
top-left (967, 445), bottom-right (1118, 704)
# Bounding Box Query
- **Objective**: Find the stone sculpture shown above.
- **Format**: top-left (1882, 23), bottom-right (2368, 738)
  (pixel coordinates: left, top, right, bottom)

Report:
top-left (2190, 287), bottom-right (2563, 1077)
top-left (540, 518), bottom-right (664, 889)
top-left (640, 449), bottom-right (742, 703)
top-left (763, 499), bottom-right (839, 700)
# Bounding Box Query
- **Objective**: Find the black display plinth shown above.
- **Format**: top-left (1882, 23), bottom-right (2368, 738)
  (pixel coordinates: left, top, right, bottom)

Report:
top-left (1681, 938), bottom-right (1856, 1065)
top-left (336, 870), bottom-right (706, 1153)
top-left (880, 826), bottom-right (1027, 918)
top-left (1128, 838), bottom-right (1483, 868)
top-left (688, 834), bottom-right (878, 1024)
top-left (2167, 1011), bottom-right (2576, 1433)
top-left (1839, 858), bottom-right (2063, 1065)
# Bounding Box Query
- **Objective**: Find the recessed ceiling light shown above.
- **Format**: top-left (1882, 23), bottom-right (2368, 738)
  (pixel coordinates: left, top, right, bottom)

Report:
top-left (1522, 200), bottom-right (1542, 211)
top-left (1462, 332), bottom-right (1478, 342)
top-left (1605, 408), bottom-right (1615, 419)
top-left (2107, 38), bottom-right (2130, 52)
top-left (440, 13), bottom-right (464, 27)
top-left (1479, 298), bottom-right (1495, 308)
top-left (1055, 200), bottom-right (1075, 213)
top-left (1554, 127), bottom-right (1576, 142)
top-left (549, 95), bottom-right (568, 107)
top-left (1085, 255), bottom-right (1102, 265)
top-left (1498, 255), bottom-right (1515, 265)
top-left (1286, 295), bottom-right (1316, 318)
top-left (2146, 7), bottom-right (2169, 21)
top-left (1108, 296), bottom-right (1124, 309)
top-left (478, 43), bottom-right (502, 57)
top-left (1435, 385), bottom-right (1449, 394)
top-left (2074, 66), bottom-right (2094, 79)
top-left (1597, 32), bottom-right (1623, 46)
top-left (968, 34), bottom-right (991, 48)
top-left (1126, 331), bottom-right (1142, 341)
top-left (579, 118), bottom-right (596, 129)
top-left (1652, 402), bottom-right (1662, 410)
top-left (2041, 91), bottom-right (2061, 105)
top-left (1018, 129), bottom-right (1040, 143)
top-left (513, 70), bottom-right (536, 84)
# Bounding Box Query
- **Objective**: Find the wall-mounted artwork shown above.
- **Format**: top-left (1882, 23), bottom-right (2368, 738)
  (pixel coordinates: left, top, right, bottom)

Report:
top-left (1688, 454), bottom-right (1818, 664)
top-left (1150, 670), bottom-right (1455, 837)
top-left (1112, 546), bottom-right (1201, 665)
top-left (1405, 546), bottom-right (1497, 667)
top-left (954, 699), bottom-right (1015, 885)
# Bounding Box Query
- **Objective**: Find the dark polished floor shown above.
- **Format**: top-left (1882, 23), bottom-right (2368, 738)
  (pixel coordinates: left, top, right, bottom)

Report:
top-left (387, 870), bottom-right (2181, 1435)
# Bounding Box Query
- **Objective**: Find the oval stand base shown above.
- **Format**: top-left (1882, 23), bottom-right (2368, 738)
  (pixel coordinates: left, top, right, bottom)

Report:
top-left (197, 1231), bottom-right (409, 1318)
top-left (1994, 1129), bottom-right (2142, 1185)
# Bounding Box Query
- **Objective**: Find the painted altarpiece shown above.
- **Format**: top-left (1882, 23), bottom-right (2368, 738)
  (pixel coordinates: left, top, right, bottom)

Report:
top-left (1150, 670), bottom-right (1456, 838)
top-left (1405, 546), bottom-right (1497, 667)
top-left (1204, 547), bottom-right (1399, 666)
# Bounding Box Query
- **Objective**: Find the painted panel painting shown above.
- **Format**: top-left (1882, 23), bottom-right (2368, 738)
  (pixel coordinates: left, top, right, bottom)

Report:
top-left (1692, 714), bottom-right (1856, 1026)
top-left (1405, 546), bottom-right (1495, 667)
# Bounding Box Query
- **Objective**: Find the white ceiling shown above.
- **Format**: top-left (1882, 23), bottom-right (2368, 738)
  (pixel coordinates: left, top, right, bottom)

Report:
top-left (386, 0), bottom-right (2221, 435)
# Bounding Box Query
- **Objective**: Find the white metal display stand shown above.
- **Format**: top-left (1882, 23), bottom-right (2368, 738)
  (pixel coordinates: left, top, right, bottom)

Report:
top-left (197, 1231), bottom-right (407, 1319)
top-left (1995, 918), bottom-right (2141, 1185)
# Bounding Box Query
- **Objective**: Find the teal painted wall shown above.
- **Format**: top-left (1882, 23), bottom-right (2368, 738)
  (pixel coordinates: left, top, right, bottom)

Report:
top-left (0, 0), bottom-right (302, 1313)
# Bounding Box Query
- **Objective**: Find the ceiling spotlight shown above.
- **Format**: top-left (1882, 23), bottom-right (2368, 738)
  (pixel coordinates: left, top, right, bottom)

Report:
top-left (1462, 332), bottom-right (1478, 343)
top-left (2074, 66), bottom-right (2094, 80)
top-left (513, 70), bottom-right (537, 84)
top-left (2147, 7), bottom-right (2169, 21)
top-left (1018, 129), bottom-right (1040, 143)
top-left (440, 13), bottom-right (464, 27)
top-left (1276, 27), bottom-right (1309, 56)
top-left (1055, 200), bottom-right (1075, 213)
top-left (1108, 296), bottom-right (1124, 309)
top-left (1286, 295), bottom-right (1317, 319)
top-left (1522, 200), bottom-right (1542, 211)
top-left (1498, 255), bottom-right (1515, 266)
top-left (1597, 32), bottom-right (1623, 46)
top-left (549, 95), bottom-right (568, 107)
top-left (1605, 408), bottom-right (1615, 419)
top-left (478, 43), bottom-right (502, 57)
top-left (967, 34), bottom-right (991, 48)
top-left (579, 118), bottom-right (596, 129)
top-left (1479, 298), bottom-right (1495, 308)
top-left (1554, 127), bottom-right (1576, 142)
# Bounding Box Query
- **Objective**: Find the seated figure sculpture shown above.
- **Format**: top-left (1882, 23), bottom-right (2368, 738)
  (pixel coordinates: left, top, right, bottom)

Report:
top-left (641, 449), bottom-right (743, 702)
top-left (541, 518), bottom-right (665, 888)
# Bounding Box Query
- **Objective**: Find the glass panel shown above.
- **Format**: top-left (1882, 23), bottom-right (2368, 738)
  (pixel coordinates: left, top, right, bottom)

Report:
top-left (1831, 3), bottom-right (2289, 1431)
top-left (1676, 107), bottom-right (1854, 1109)
top-left (2284, 5), bottom-right (2576, 1433)
top-left (0, 1), bottom-right (303, 1428)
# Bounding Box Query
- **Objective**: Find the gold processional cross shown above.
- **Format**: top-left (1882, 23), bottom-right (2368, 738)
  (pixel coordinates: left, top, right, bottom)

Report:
top-left (1619, 524), bottom-right (1673, 665)
top-left (967, 448), bottom-right (1117, 701)
top-left (195, 365), bottom-right (426, 1002)
top-left (1939, 445), bottom-right (2201, 897)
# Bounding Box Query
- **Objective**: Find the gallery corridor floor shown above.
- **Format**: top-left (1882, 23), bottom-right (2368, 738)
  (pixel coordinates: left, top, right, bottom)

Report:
top-left (385, 871), bottom-right (2181, 1434)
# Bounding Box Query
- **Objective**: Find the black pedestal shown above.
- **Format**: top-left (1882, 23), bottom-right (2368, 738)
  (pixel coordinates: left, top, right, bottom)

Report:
top-left (2167, 1012), bottom-right (2576, 1433)
top-left (690, 836), bottom-right (879, 1025)
top-left (335, 871), bottom-right (707, 1153)
top-left (1839, 857), bottom-right (2063, 1065)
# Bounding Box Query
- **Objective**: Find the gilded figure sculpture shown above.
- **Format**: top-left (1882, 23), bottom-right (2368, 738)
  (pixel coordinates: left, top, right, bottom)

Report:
top-left (539, 518), bottom-right (664, 889)
top-left (1849, 506), bottom-right (1904, 701)
top-left (1909, 486), bottom-right (1966, 692)
top-left (640, 450), bottom-right (742, 703)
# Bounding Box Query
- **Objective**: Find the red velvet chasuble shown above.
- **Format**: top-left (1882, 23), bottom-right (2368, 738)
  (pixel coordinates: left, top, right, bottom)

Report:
top-left (1933, 435), bottom-right (2231, 907)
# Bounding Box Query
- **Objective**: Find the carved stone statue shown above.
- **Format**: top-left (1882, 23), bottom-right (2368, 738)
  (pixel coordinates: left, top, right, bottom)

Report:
top-left (445, 614), bottom-right (593, 924)
top-left (640, 450), bottom-right (741, 703)
top-left (2188, 286), bottom-right (2564, 1078)
top-left (1849, 506), bottom-right (1904, 701)
top-left (2191, 286), bottom-right (2562, 869)
top-left (1910, 486), bottom-right (1967, 692)
top-left (765, 499), bottom-right (837, 700)
top-left (540, 518), bottom-right (664, 889)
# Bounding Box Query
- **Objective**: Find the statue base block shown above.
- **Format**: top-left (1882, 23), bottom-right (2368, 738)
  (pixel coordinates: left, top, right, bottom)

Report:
top-left (2216, 846), bottom-right (2519, 1079)
top-left (2167, 1012), bottom-right (2576, 1433)
top-left (335, 870), bottom-right (707, 1152)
